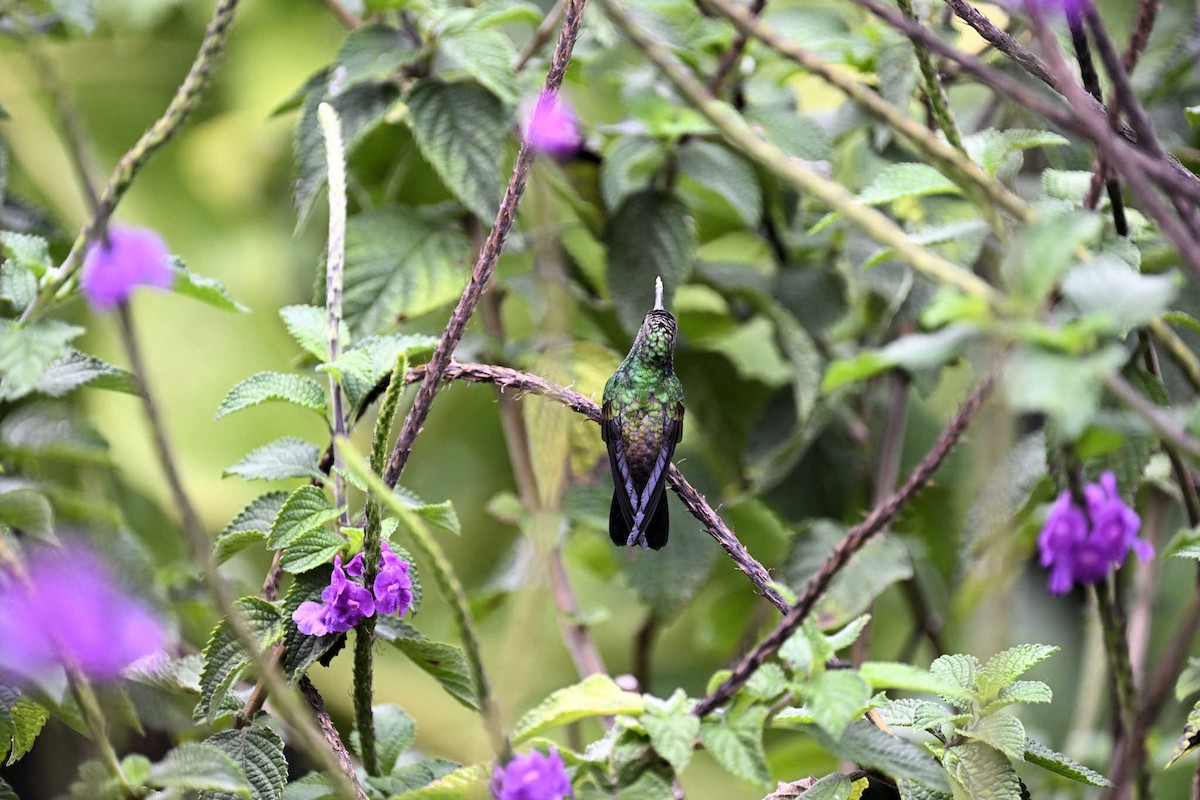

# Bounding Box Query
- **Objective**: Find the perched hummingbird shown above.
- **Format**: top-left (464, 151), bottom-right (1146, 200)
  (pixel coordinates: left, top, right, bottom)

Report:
top-left (601, 276), bottom-right (684, 550)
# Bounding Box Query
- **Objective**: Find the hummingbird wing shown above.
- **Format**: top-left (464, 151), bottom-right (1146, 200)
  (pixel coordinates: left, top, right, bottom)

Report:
top-left (636, 406), bottom-right (682, 550)
top-left (602, 401), bottom-right (683, 550)
top-left (601, 400), bottom-right (638, 542)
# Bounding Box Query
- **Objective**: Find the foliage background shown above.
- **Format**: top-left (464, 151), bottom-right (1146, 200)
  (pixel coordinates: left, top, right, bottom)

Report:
top-left (2, 0), bottom-right (1200, 796)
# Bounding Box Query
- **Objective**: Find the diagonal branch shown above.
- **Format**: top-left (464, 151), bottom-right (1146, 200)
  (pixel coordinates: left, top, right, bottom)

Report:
top-left (381, 0), bottom-right (588, 490)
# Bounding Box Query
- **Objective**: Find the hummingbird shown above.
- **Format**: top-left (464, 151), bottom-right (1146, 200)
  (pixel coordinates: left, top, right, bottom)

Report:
top-left (601, 276), bottom-right (684, 550)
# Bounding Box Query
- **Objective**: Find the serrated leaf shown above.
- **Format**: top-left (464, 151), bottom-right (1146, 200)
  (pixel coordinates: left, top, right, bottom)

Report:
top-left (0, 233), bottom-right (50, 275)
top-left (1004, 210), bottom-right (1102, 303)
top-left (1004, 345), bottom-right (1125, 439)
top-left (437, 28), bottom-right (519, 105)
top-left (2, 693), bottom-right (47, 766)
top-left (600, 135), bottom-right (667, 211)
top-left (392, 486), bottom-right (460, 536)
top-left (1061, 256), bottom-right (1179, 331)
top-left (281, 568), bottom-right (344, 680)
top-left (513, 674), bottom-right (644, 744)
top-left (699, 705), bottom-right (771, 788)
top-left (196, 598), bottom-right (284, 722)
top-left (0, 486), bottom-right (53, 540)
top-left (351, 705), bottom-right (415, 775)
top-left (943, 740), bottom-right (1022, 799)
top-left (606, 190), bottom-right (694, 333)
top-left (392, 762), bottom-right (490, 799)
top-left (860, 662), bottom-right (973, 702)
top-left (280, 305), bottom-right (345, 362)
top-left (34, 350), bottom-right (137, 397)
top-left (295, 78), bottom-right (399, 224)
top-left (0, 776), bottom-right (16, 800)
top-left (344, 207), bottom-right (472, 336)
top-left (267, 486), bottom-right (338, 549)
top-left (0, 320), bottom-right (85, 401)
top-left (977, 644), bottom-right (1058, 700)
top-left (965, 129), bottom-right (1068, 176)
top-left (202, 725), bottom-right (287, 800)
top-left (225, 438), bottom-right (324, 482)
top-left (744, 662), bottom-right (788, 701)
top-left (961, 712), bottom-right (1025, 762)
top-left (911, 702), bottom-right (965, 732)
top-left (677, 139), bottom-right (761, 226)
top-left (335, 24), bottom-right (420, 87)
top-left (987, 681), bottom-right (1051, 711)
top-left (813, 720), bottom-right (950, 792)
top-left (172, 265), bottom-right (248, 313)
top-left (216, 492), bottom-right (289, 564)
top-left (1178, 658), bottom-right (1200, 701)
top-left (328, 333), bottom-right (436, 410)
top-left (930, 654), bottom-right (979, 697)
top-left (150, 743), bottom-right (249, 796)
top-left (641, 689), bottom-right (699, 774)
top-left (126, 653), bottom-right (204, 693)
top-left (406, 80), bottom-right (507, 222)
top-left (803, 670), bottom-right (871, 740)
top-left (368, 758), bottom-right (460, 795)
top-left (766, 774), bottom-right (855, 800)
top-left (280, 527), bottom-right (345, 573)
top-left (1024, 738), bottom-right (1110, 785)
top-left (376, 618), bottom-right (477, 711)
top-left (822, 325), bottom-right (976, 392)
top-left (216, 373), bottom-right (326, 420)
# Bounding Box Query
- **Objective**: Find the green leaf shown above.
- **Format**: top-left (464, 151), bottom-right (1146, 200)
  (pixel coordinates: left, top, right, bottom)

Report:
top-left (126, 653), bottom-right (203, 694)
top-left (911, 702), bottom-right (967, 732)
top-left (1003, 346), bottom-right (1125, 440)
top-left (34, 351), bottom-right (137, 397)
top-left (295, 77), bottom-right (399, 224)
top-left (0, 233), bottom-right (51, 275)
top-left (216, 492), bottom-right (289, 563)
top-left (335, 24), bottom-right (420, 87)
top-left (225, 438), bottom-right (324, 482)
top-left (988, 680), bottom-right (1052, 710)
top-left (350, 705), bottom-right (415, 775)
top-left (280, 305), bottom-right (345, 362)
top-left (281, 567), bottom-right (343, 680)
top-left (1024, 738), bottom-right (1110, 785)
top-left (172, 265), bottom-right (249, 313)
top-left (406, 79), bottom-right (508, 222)
top-left (267, 485), bottom-right (338, 549)
top-left (437, 28), bottom-right (519, 105)
top-left (960, 712), bottom-right (1025, 762)
top-left (822, 324), bottom-right (976, 392)
top-left (0, 486), bottom-right (53, 540)
top-left (513, 674), bottom-right (644, 744)
top-left (640, 690), bottom-right (700, 774)
top-left (202, 725), bottom-right (287, 800)
top-left (600, 135), bottom-right (667, 211)
top-left (860, 662), bottom-right (973, 702)
top-left (368, 758), bottom-right (460, 795)
top-left (1187, 105), bottom-right (1200, 128)
top-left (327, 333), bottom-right (436, 410)
top-left (743, 106), bottom-right (832, 162)
top-left (677, 139), bottom-right (762, 226)
top-left (344, 207), bottom-right (473, 336)
top-left (149, 743), bottom-right (249, 796)
top-left (858, 164), bottom-right (959, 205)
top-left (942, 740), bottom-right (1022, 800)
top-left (280, 527), bottom-right (345, 573)
top-left (1004, 211), bottom-right (1102, 302)
top-left (929, 654), bottom-right (980, 697)
top-left (813, 720), bottom-right (950, 792)
top-left (802, 670), bottom-right (871, 740)
top-left (0, 776), bottom-right (16, 800)
top-left (1, 691), bottom-right (48, 766)
top-left (977, 644), bottom-right (1058, 700)
top-left (1061, 256), bottom-right (1179, 331)
top-left (376, 618), bottom-right (478, 711)
top-left (195, 598), bottom-right (284, 722)
top-left (605, 190), bottom-right (695, 333)
top-left (393, 486), bottom-right (460, 536)
top-left (391, 762), bottom-right (490, 800)
top-left (770, 774), bottom-right (861, 800)
top-left (216, 373), bottom-right (326, 420)
top-left (0, 320), bottom-right (85, 401)
top-left (744, 662), bottom-right (788, 701)
top-left (699, 705), bottom-right (770, 788)
top-left (1177, 658), bottom-right (1200, 701)
top-left (1170, 701), bottom-right (1200, 768)
top-left (964, 129), bottom-right (1068, 175)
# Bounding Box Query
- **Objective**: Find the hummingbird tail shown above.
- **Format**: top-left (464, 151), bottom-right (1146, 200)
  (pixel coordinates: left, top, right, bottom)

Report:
top-left (608, 490), bottom-right (670, 550)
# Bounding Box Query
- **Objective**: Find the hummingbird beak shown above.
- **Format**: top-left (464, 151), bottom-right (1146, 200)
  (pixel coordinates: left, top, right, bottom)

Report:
top-left (653, 276), bottom-right (664, 311)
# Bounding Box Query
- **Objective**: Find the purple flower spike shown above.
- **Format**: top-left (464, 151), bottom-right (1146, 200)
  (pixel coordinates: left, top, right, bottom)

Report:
top-left (522, 92), bottom-right (582, 159)
top-left (373, 542), bottom-right (413, 617)
top-left (80, 227), bottom-right (174, 310)
top-left (344, 553), bottom-right (365, 579)
top-left (293, 601), bottom-right (331, 636)
top-left (0, 545), bottom-right (165, 683)
top-left (491, 748), bottom-right (573, 800)
top-left (322, 556), bottom-right (375, 633)
top-left (1038, 472), bottom-right (1153, 595)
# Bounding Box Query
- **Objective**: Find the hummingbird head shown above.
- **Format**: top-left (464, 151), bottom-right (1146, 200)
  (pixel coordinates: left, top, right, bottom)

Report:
top-left (632, 276), bottom-right (677, 363)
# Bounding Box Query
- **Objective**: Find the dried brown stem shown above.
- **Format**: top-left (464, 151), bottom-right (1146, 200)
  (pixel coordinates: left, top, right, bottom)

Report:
top-left (381, 0), bottom-right (588, 490)
top-left (707, 0), bottom-right (766, 95)
top-left (691, 367), bottom-right (997, 717)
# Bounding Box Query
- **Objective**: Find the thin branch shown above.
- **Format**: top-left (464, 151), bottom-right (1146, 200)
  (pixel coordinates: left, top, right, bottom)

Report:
top-left (941, 0), bottom-right (1054, 86)
top-left (692, 368), bottom-right (997, 717)
top-left (299, 677), bottom-right (372, 800)
top-left (897, 0), bottom-right (965, 152)
top-left (600, 0), bottom-right (1009, 311)
top-left (23, 0), bottom-right (242, 323)
top-left (513, 0), bottom-right (566, 72)
top-left (1102, 373), bottom-right (1200, 460)
top-left (1068, 14), bottom-right (1128, 235)
top-left (381, 0), bottom-right (588, 489)
top-left (320, 0), bottom-right (360, 28)
top-left (707, 0), bottom-right (766, 95)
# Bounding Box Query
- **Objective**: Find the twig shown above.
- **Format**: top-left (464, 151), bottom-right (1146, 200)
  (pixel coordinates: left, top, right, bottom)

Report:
top-left (691, 368), bottom-right (997, 717)
top-left (1068, 14), bottom-right (1128, 235)
top-left (1102, 373), bottom-right (1200, 460)
top-left (320, 0), bottom-right (360, 28)
top-left (600, 0), bottom-right (1008, 311)
top-left (381, 0), bottom-right (588, 489)
top-left (299, 677), bottom-right (372, 800)
top-left (23, 0), bottom-right (242, 323)
top-left (941, 0), bottom-right (1054, 87)
top-left (697, 0), bottom-right (1032, 225)
top-left (897, 0), bottom-right (965, 152)
top-left (514, 0), bottom-right (566, 71)
top-left (399, 362), bottom-right (790, 611)
top-left (26, 44), bottom-right (102, 217)
top-left (1150, 319), bottom-right (1200, 393)
top-left (707, 0), bottom-right (766, 95)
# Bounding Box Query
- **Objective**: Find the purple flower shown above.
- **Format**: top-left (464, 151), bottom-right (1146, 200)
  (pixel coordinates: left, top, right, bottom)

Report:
top-left (373, 542), bottom-right (413, 617)
top-left (80, 226), bottom-right (174, 310)
top-left (0, 545), bottom-right (165, 682)
top-left (522, 92), bottom-right (582, 159)
top-left (291, 555), bottom-right (376, 636)
top-left (1013, 0), bottom-right (1091, 21)
top-left (1038, 472), bottom-right (1153, 595)
top-left (491, 748), bottom-right (572, 800)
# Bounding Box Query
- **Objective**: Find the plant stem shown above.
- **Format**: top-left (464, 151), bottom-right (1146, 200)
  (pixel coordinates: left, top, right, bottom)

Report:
top-left (23, 0), bottom-right (243, 323)
top-left (1095, 578), bottom-right (1143, 797)
top-left (69, 674), bottom-right (133, 796)
top-left (600, 0), bottom-right (1009, 310)
top-left (1102, 372), bottom-right (1200, 459)
top-left (896, 0), bottom-right (965, 152)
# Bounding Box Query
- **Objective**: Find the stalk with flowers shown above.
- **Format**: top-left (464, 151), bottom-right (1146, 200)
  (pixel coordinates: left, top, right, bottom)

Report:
top-left (4, 0), bottom-right (1200, 797)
